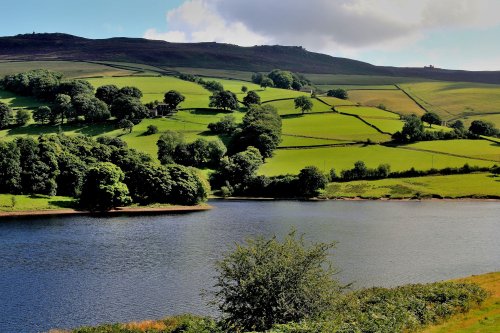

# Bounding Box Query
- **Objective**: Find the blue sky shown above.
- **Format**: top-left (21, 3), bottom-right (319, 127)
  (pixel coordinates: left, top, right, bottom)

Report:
top-left (2, 0), bottom-right (500, 71)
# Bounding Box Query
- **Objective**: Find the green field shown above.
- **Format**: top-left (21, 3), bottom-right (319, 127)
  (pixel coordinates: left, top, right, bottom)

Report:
top-left (304, 74), bottom-right (426, 85)
top-left (336, 106), bottom-right (401, 119)
top-left (324, 173), bottom-right (500, 199)
top-left (400, 81), bottom-right (500, 121)
top-left (316, 96), bottom-right (356, 106)
top-left (0, 60), bottom-right (133, 78)
top-left (265, 98), bottom-right (332, 115)
top-left (0, 194), bottom-right (75, 212)
top-left (281, 113), bottom-right (390, 142)
top-left (0, 89), bottom-right (42, 109)
top-left (317, 84), bottom-right (398, 91)
top-left (405, 139), bottom-right (500, 162)
top-left (347, 89), bottom-right (426, 116)
top-left (462, 113), bottom-right (500, 128)
top-left (259, 145), bottom-right (495, 176)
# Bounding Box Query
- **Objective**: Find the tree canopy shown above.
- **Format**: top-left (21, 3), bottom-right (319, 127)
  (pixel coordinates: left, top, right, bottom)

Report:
top-left (294, 96), bottom-right (313, 114)
top-left (209, 90), bottom-right (239, 111)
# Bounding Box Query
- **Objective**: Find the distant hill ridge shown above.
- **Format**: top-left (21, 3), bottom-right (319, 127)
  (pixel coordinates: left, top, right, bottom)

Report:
top-left (1, 33), bottom-right (499, 84)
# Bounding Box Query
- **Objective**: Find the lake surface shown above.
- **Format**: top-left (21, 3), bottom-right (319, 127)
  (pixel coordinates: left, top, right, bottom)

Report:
top-left (0, 200), bottom-right (499, 333)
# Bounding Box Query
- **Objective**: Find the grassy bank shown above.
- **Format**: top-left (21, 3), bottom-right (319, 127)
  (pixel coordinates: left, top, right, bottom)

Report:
top-left (422, 272), bottom-right (500, 333)
top-left (0, 194), bottom-right (75, 212)
top-left (323, 173), bottom-right (500, 199)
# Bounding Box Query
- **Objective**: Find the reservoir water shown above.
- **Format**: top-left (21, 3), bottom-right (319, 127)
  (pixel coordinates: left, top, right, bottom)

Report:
top-left (0, 200), bottom-right (499, 332)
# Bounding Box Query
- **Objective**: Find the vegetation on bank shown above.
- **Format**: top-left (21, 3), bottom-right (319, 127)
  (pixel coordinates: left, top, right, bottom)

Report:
top-left (54, 232), bottom-right (491, 333)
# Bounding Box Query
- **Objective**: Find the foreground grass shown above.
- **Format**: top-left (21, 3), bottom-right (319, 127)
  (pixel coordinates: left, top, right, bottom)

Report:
top-left (323, 173), bottom-right (500, 199)
top-left (0, 194), bottom-right (75, 212)
top-left (422, 272), bottom-right (500, 333)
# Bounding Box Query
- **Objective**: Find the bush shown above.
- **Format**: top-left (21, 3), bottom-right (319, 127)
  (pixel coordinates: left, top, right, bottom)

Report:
top-left (326, 88), bottom-right (348, 100)
top-left (213, 231), bottom-right (341, 332)
top-left (145, 125), bottom-right (159, 135)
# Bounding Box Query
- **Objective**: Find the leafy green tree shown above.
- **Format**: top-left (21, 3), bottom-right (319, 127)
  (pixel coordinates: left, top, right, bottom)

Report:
top-left (208, 115), bottom-right (237, 134)
top-left (52, 93), bottom-right (73, 124)
top-left (73, 94), bottom-right (110, 123)
top-left (260, 77), bottom-right (274, 89)
top-left (37, 138), bottom-right (60, 196)
top-left (469, 120), bottom-right (497, 136)
top-left (165, 165), bottom-right (209, 205)
top-left (229, 104), bottom-right (282, 158)
top-left (79, 162), bottom-right (131, 211)
top-left (251, 72), bottom-right (264, 84)
top-left (450, 120), bottom-right (465, 131)
top-left (162, 90), bottom-right (185, 116)
top-left (157, 130), bottom-right (185, 164)
top-left (268, 69), bottom-right (294, 89)
top-left (16, 109), bottom-right (31, 126)
top-left (0, 141), bottom-right (21, 193)
top-left (298, 166), bottom-right (328, 197)
top-left (213, 230), bottom-right (340, 332)
top-left (209, 90), bottom-right (239, 111)
top-left (201, 80), bottom-right (224, 93)
top-left (119, 86), bottom-right (143, 99)
top-left (294, 96), bottom-right (313, 114)
top-left (0, 102), bottom-right (13, 128)
top-left (241, 85), bottom-right (248, 93)
top-left (58, 80), bottom-right (94, 99)
top-left (327, 88), bottom-right (348, 100)
top-left (210, 146), bottom-right (263, 189)
top-left (110, 95), bottom-right (149, 122)
top-left (242, 90), bottom-right (261, 106)
top-left (118, 119), bottom-right (134, 133)
top-left (56, 153), bottom-right (87, 197)
top-left (145, 125), bottom-right (159, 135)
top-left (421, 112), bottom-right (442, 128)
top-left (33, 105), bottom-right (52, 124)
top-left (95, 84), bottom-right (120, 105)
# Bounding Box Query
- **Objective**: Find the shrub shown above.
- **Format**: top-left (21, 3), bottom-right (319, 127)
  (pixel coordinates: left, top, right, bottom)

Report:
top-left (145, 125), bottom-right (159, 135)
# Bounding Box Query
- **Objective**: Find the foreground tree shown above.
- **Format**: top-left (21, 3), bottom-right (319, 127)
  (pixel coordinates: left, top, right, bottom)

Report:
top-left (298, 165), bottom-right (328, 197)
top-left (421, 112), bottom-right (441, 128)
top-left (79, 162), bottom-right (131, 211)
top-left (213, 230), bottom-right (341, 332)
top-left (294, 96), bottom-right (313, 114)
top-left (15, 109), bottom-right (31, 126)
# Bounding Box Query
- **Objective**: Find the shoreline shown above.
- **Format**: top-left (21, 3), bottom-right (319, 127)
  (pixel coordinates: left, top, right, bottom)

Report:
top-left (214, 196), bottom-right (500, 202)
top-left (0, 205), bottom-right (212, 219)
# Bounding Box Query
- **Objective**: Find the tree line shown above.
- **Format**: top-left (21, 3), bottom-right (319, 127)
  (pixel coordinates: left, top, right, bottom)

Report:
top-left (0, 135), bottom-right (208, 210)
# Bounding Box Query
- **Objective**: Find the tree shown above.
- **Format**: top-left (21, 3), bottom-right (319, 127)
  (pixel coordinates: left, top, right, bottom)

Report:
top-left (450, 120), bottom-right (465, 131)
top-left (0, 141), bottom-right (21, 193)
top-left (79, 162), bottom-right (131, 211)
top-left (33, 106), bottom-right (52, 124)
top-left (327, 88), bottom-right (348, 100)
top-left (118, 119), bottom-right (134, 133)
top-left (73, 95), bottom-right (110, 123)
top-left (294, 96), bottom-right (313, 114)
top-left (119, 86), bottom-right (143, 99)
top-left (210, 146), bottom-right (263, 189)
top-left (110, 95), bottom-right (149, 122)
top-left (95, 84), bottom-right (120, 106)
top-left (421, 112), bottom-right (441, 128)
top-left (52, 94), bottom-right (73, 124)
top-left (145, 125), bottom-right (158, 135)
top-left (251, 72), bottom-right (263, 84)
top-left (0, 102), bottom-right (13, 128)
top-left (209, 90), bottom-right (239, 111)
top-left (58, 80), bottom-right (94, 99)
top-left (157, 130), bottom-right (185, 164)
top-left (162, 90), bottom-right (185, 116)
top-left (298, 166), bottom-right (328, 197)
top-left (260, 77), bottom-right (274, 89)
top-left (242, 90), bottom-right (261, 106)
top-left (165, 164), bottom-right (209, 205)
top-left (213, 230), bottom-right (340, 332)
top-left (241, 86), bottom-right (248, 93)
top-left (15, 109), bottom-right (31, 126)
top-left (393, 115), bottom-right (425, 142)
top-left (208, 115), bottom-right (237, 134)
top-left (469, 120), bottom-right (497, 136)
top-left (268, 69), bottom-right (294, 89)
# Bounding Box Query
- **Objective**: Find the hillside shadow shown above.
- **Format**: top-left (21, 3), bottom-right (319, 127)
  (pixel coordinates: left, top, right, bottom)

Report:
top-left (0, 90), bottom-right (42, 108)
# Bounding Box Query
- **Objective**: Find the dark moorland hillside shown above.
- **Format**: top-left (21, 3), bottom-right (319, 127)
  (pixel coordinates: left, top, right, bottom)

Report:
top-left (1, 33), bottom-right (500, 83)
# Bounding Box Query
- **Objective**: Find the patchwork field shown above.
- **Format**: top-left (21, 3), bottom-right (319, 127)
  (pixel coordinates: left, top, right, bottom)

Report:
top-left (0, 60), bottom-right (133, 78)
top-left (265, 98), bottom-right (332, 115)
top-left (316, 96), bottom-right (356, 106)
top-left (405, 140), bottom-right (500, 162)
top-left (259, 145), bottom-right (495, 176)
top-left (281, 113), bottom-right (390, 142)
top-left (347, 89), bottom-right (425, 116)
top-left (317, 84), bottom-right (398, 91)
top-left (324, 173), bottom-right (500, 199)
top-left (399, 81), bottom-right (500, 121)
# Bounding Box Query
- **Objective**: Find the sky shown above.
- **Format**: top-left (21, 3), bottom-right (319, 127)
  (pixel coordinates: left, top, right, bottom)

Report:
top-left (2, 0), bottom-right (500, 71)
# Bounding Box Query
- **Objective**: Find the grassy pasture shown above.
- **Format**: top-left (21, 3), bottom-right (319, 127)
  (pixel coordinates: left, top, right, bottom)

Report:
top-left (0, 60), bottom-right (133, 78)
top-left (324, 173), bottom-right (500, 199)
top-left (0, 194), bottom-right (75, 212)
top-left (317, 84), bottom-right (398, 91)
top-left (259, 145), bottom-right (495, 176)
top-left (405, 140), bottom-right (500, 162)
top-left (281, 113), bottom-right (390, 142)
top-left (265, 98), bottom-right (332, 115)
top-left (400, 82), bottom-right (500, 120)
top-left (337, 106), bottom-right (401, 119)
top-left (0, 89), bottom-right (42, 109)
top-left (461, 113), bottom-right (500, 128)
top-left (347, 89), bottom-right (426, 116)
top-left (280, 135), bottom-right (345, 147)
top-left (317, 96), bottom-right (356, 106)
top-left (86, 76), bottom-right (211, 109)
